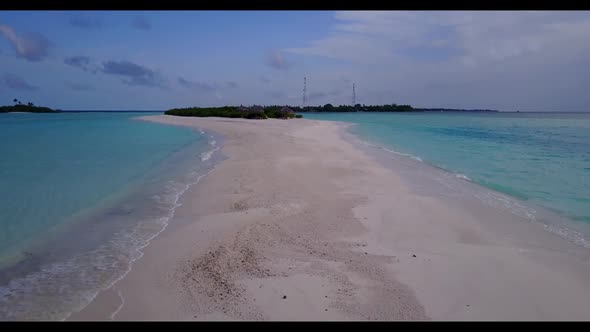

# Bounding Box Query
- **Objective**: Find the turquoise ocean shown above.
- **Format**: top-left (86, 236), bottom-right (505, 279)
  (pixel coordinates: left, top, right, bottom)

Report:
top-left (303, 112), bottom-right (590, 244)
top-left (0, 112), bottom-right (222, 320)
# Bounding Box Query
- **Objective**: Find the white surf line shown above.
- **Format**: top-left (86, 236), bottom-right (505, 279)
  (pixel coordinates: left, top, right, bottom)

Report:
top-left (110, 287), bottom-right (125, 320)
top-left (61, 147), bottom-right (224, 321)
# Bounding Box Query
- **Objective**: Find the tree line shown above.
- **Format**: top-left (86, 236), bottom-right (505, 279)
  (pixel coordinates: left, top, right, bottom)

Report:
top-left (165, 105), bottom-right (302, 119)
top-left (0, 98), bottom-right (59, 113)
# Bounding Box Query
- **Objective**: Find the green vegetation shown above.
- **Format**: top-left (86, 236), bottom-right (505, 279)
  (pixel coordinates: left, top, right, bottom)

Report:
top-left (0, 105), bottom-right (59, 113)
top-left (166, 106), bottom-right (258, 118)
top-left (165, 103), bottom-right (499, 119)
top-left (165, 105), bottom-right (299, 119)
top-left (0, 99), bottom-right (60, 113)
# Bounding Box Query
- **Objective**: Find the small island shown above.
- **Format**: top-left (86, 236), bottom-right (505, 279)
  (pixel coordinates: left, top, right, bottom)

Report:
top-left (165, 105), bottom-right (302, 119)
top-left (293, 104), bottom-right (499, 113)
top-left (165, 104), bottom-right (499, 118)
top-left (0, 99), bottom-right (60, 113)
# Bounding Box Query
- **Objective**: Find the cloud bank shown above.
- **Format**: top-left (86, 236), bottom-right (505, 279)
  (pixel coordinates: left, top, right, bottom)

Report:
top-left (101, 60), bottom-right (165, 88)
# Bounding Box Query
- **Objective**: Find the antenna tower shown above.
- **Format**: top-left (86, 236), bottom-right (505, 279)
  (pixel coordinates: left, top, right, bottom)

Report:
top-left (302, 77), bottom-right (307, 107)
top-left (352, 83), bottom-right (356, 105)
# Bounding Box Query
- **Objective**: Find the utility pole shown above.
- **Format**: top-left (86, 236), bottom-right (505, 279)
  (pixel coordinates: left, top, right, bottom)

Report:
top-left (302, 77), bottom-right (307, 107)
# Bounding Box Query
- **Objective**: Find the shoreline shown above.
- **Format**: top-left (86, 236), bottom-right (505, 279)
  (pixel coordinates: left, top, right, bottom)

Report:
top-left (340, 126), bottom-right (590, 250)
top-left (72, 115), bottom-right (590, 320)
top-left (0, 120), bottom-right (221, 321)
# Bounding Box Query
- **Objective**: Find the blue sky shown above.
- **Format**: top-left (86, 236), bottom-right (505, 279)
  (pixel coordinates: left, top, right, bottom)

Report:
top-left (1, 11), bottom-right (590, 111)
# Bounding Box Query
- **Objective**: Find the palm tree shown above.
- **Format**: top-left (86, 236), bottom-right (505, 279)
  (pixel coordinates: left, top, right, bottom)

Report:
top-left (13, 98), bottom-right (18, 104)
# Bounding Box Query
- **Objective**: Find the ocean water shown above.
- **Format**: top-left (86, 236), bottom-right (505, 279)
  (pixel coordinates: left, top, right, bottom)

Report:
top-left (302, 112), bottom-right (590, 243)
top-left (0, 112), bottom-right (222, 320)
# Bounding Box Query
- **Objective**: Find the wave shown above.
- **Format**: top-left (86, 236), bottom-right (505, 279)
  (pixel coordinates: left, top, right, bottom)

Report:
top-left (357, 138), bottom-right (424, 162)
top-left (110, 288), bottom-right (125, 320)
top-left (543, 224), bottom-right (590, 249)
top-left (0, 142), bottom-right (223, 321)
top-left (472, 190), bottom-right (537, 221)
top-left (454, 173), bottom-right (471, 181)
top-left (382, 147), bottom-right (424, 162)
top-left (200, 147), bottom-right (220, 162)
top-left (200, 136), bottom-right (220, 162)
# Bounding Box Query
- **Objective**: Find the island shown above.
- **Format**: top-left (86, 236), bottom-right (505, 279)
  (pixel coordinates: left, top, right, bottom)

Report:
top-left (165, 104), bottom-right (499, 118)
top-left (292, 104), bottom-right (499, 113)
top-left (165, 105), bottom-right (302, 119)
top-left (0, 99), bottom-right (60, 113)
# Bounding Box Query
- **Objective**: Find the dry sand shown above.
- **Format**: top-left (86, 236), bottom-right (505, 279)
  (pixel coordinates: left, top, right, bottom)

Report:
top-left (70, 115), bottom-right (590, 321)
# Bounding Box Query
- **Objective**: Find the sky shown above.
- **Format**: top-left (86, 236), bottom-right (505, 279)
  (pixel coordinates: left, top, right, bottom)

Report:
top-left (1, 11), bottom-right (590, 111)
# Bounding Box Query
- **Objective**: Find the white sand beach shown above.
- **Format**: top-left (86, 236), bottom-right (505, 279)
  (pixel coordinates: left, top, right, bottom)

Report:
top-left (70, 115), bottom-right (590, 321)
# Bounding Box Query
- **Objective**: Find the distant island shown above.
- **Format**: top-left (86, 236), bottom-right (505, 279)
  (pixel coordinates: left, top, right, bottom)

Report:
top-left (166, 106), bottom-right (302, 119)
top-left (293, 104), bottom-right (499, 113)
top-left (0, 99), bottom-right (60, 113)
top-left (165, 104), bottom-right (498, 118)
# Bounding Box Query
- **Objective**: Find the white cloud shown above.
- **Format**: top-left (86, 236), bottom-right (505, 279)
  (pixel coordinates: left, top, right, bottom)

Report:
top-left (283, 11), bottom-right (590, 111)
top-left (288, 11), bottom-right (590, 66)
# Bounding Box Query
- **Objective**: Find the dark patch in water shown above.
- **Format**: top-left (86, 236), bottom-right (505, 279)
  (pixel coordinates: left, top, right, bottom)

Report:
top-left (432, 127), bottom-right (517, 143)
top-left (0, 251), bottom-right (44, 285)
top-left (105, 206), bottom-right (133, 216)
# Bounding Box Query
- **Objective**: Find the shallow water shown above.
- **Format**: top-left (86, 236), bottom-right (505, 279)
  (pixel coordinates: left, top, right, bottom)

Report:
top-left (0, 112), bottom-right (223, 320)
